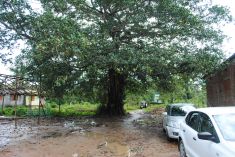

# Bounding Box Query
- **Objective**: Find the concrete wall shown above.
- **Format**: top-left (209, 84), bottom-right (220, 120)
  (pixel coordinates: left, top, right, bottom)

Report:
top-left (26, 96), bottom-right (39, 106)
top-left (0, 95), bottom-right (39, 106)
top-left (206, 60), bottom-right (235, 107)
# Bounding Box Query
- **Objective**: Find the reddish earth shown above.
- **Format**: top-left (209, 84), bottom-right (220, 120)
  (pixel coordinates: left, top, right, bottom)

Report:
top-left (0, 109), bottom-right (179, 157)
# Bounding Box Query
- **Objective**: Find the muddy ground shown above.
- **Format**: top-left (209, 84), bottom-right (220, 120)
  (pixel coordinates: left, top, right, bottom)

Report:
top-left (0, 109), bottom-right (179, 157)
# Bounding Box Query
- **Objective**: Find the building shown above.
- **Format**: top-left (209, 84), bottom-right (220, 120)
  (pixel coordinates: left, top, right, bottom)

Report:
top-left (0, 90), bottom-right (39, 106)
top-left (206, 54), bottom-right (235, 107)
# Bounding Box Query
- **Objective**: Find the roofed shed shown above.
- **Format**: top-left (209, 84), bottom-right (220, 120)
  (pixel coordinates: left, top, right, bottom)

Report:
top-left (206, 53), bottom-right (235, 107)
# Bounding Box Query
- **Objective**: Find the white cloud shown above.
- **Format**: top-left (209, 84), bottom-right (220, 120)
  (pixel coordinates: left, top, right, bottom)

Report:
top-left (0, 40), bottom-right (25, 75)
top-left (213, 0), bottom-right (235, 57)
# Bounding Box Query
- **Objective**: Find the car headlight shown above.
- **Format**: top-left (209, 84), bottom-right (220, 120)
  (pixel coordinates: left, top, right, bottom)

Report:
top-left (167, 120), bottom-right (179, 129)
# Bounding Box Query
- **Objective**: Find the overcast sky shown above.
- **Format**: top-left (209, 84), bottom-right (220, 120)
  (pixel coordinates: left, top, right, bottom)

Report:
top-left (213, 0), bottom-right (235, 57)
top-left (1, 0), bottom-right (235, 75)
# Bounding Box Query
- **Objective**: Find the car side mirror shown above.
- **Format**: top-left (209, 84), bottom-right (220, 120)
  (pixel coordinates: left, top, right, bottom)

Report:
top-left (198, 132), bottom-right (219, 143)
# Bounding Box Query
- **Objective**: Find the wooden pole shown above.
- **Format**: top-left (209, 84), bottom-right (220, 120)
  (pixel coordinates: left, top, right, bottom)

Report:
top-left (14, 77), bottom-right (19, 129)
top-left (37, 75), bottom-right (42, 125)
top-left (1, 77), bottom-right (6, 114)
top-left (1, 95), bottom-right (5, 115)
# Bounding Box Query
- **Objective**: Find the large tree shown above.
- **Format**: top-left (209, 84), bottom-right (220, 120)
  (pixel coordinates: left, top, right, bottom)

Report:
top-left (0, 0), bottom-right (232, 115)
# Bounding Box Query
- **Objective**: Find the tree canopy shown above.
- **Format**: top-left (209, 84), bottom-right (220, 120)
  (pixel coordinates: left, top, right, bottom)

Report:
top-left (0, 0), bottom-right (232, 115)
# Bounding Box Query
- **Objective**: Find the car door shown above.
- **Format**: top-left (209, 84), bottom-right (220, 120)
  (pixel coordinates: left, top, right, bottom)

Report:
top-left (182, 112), bottom-right (200, 157)
top-left (195, 113), bottom-right (220, 157)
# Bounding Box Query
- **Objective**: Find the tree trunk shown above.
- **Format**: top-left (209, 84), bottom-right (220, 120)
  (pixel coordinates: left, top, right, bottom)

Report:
top-left (184, 79), bottom-right (191, 101)
top-left (105, 69), bottom-right (126, 116)
top-left (1, 95), bottom-right (5, 115)
top-left (59, 102), bottom-right (61, 113)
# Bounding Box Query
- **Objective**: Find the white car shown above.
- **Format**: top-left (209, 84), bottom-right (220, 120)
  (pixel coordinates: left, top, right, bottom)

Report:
top-left (162, 103), bottom-right (195, 140)
top-left (179, 107), bottom-right (235, 157)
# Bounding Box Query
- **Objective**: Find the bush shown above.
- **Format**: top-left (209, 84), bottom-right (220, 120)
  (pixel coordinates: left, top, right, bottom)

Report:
top-left (45, 102), bottom-right (98, 117)
top-left (3, 107), bottom-right (14, 116)
top-left (15, 106), bottom-right (28, 116)
top-left (124, 104), bottom-right (139, 112)
top-left (1, 106), bottom-right (28, 117)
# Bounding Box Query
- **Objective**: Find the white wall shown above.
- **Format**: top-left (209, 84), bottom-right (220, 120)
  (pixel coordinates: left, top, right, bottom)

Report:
top-left (0, 95), bottom-right (39, 106)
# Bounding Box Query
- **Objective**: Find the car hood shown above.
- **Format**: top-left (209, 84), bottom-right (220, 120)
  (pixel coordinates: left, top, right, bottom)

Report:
top-left (222, 141), bottom-right (235, 154)
top-left (168, 116), bottom-right (185, 122)
top-left (225, 141), bottom-right (235, 149)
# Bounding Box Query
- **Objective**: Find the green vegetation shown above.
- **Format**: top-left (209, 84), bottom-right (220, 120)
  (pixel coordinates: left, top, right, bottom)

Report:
top-left (0, 102), bottom-right (98, 117)
top-left (1, 106), bottom-right (28, 117)
top-left (0, 0), bottom-right (232, 116)
top-left (159, 81), bottom-right (207, 108)
top-left (49, 102), bottom-right (98, 117)
top-left (0, 101), bottom-right (166, 117)
top-left (125, 103), bottom-right (167, 113)
top-left (124, 104), bottom-right (140, 112)
top-left (143, 104), bottom-right (167, 113)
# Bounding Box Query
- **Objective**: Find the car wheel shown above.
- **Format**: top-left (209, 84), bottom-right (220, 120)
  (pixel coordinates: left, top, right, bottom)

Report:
top-left (179, 140), bottom-right (187, 157)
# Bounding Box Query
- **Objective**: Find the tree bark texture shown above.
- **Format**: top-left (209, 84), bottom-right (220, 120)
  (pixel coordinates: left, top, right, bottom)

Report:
top-left (106, 69), bottom-right (126, 116)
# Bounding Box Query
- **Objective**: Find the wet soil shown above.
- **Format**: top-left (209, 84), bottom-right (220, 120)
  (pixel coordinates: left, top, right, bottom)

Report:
top-left (0, 109), bottom-right (179, 157)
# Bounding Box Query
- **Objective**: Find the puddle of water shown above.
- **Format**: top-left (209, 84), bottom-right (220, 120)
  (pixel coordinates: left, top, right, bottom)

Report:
top-left (84, 131), bottom-right (129, 156)
top-left (0, 137), bottom-right (10, 148)
top-left (106, 141), bottom-right (129, 156)
top-left (63, 121), bottom-right (75, 128)
top-left (0, 122), bottom-right (33, 148)
top-left (0, 110), bottom-right (180, 157)
top-left (85, 131), bottom-right (104, 139)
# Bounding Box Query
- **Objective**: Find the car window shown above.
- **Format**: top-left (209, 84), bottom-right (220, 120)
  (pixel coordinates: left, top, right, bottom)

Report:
top-left (186, 112), bottom-right (200, 131)
top-left (200, 113), bottom-right (216, 135)
top-left (170, 106), bottom-right (187, 116)
top-left (214, 113), bottom-right (235, 141)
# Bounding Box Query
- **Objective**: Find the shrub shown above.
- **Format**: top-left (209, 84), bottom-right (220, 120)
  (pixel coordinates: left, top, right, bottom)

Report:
top-left (15, 106), bottom-right (28, 116)
top-left (3, 107), bottom-right (14, 116)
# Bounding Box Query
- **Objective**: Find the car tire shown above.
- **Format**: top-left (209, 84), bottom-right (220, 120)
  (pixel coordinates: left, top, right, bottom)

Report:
top-left (179, 140), bottom-right (187, 157)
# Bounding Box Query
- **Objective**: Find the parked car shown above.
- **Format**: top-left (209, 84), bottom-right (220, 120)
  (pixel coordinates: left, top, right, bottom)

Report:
top-left (140, 101), bottom-right (148, 109)
top-left (162, 103), bottom-right (195, 140)
top-left (179, 107), bottom-right (235, 157)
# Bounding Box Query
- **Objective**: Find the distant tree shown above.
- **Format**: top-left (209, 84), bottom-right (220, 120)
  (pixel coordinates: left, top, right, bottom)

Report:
top-left (158, 76), bottom-right (206, 105)
top-left (0, 0), bottom-right (232, 115)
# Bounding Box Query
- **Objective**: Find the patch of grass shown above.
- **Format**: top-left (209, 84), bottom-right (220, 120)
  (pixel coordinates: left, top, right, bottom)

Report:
top-left (1, 102), bottom-right (99, 118)
top-left (1, 106), bottom-right (28, 117)
top-left (1, 102), bottom-right (165, 117)
top-left (124, 103), bottom-right (166, 113)
top-left (124, 104), bottom-right (140, 112)
top-left (143, 104), bottom-right (166, 113)
top-left (2, 107), bottom-right (15, 116)
top-left (47, 102), bottom-right (98, 117)
top-left (1, 106), bottom-right (41, 117)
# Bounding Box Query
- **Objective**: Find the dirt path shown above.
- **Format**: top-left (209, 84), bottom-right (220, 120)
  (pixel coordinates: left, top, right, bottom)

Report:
top-left (0, 109), bottom-right (179, 157)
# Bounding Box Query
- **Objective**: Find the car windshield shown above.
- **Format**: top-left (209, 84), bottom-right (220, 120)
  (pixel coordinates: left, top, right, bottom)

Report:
top-left (171, 106), bottom-right (187, 116)
top-left (213, 113), bottom-right (235, 141)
